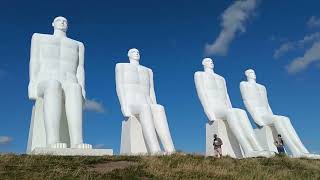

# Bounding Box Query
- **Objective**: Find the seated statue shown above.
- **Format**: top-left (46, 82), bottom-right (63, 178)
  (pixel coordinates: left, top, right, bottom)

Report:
top-left (115, 48), bottom-right (175, 155)
top-left (27, 16), bottom-right (92, 152)
top-left (194, 58), bottom-right (273, 158)
top-left (240, 69), bottom-right (320, 159)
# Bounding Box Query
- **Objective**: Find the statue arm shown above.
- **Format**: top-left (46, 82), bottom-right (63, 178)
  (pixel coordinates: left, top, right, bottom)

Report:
top-left (28, 34), bottom-right (40, 100)
top-left (263, 87), bottom-right (274, 114)
top-left (240, 83), bottom-right (266, 126)
top-left (194, 73), bottom-right (216, 121)
top-left (115, 64), bottom-right (131, 117)
top-left (223, 79), bottom-right (233, 108)
top-left (76, 42), bottom-right (86, 100)
top-left (149, 69), bottom-right (158, 104)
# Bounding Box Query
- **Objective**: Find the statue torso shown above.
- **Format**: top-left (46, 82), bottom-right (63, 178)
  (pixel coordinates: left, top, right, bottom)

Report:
top-left (34, 33), bottom-right (80, 83)
top-left (117, 63), bottom-right (152, 104)
top-left (241, 81), bottom-right (272, 116)
top-left (197, 72), bottom-right (231, 117)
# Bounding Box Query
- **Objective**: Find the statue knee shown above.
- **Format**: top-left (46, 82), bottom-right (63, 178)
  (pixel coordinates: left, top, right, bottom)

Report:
top-left (275, 115), bottom-right (289, 122)
top-left (151, 104), bottom-right (165, 111)
top-left (232, 108), bottom-right (246, 116)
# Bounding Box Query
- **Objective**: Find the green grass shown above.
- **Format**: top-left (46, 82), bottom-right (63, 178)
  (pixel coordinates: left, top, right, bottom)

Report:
top-left (0, 154), bottom-right (319, 179)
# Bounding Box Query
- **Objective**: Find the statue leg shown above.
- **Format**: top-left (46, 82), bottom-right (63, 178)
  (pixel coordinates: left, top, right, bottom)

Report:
top-left (63, 83), bottom-right (91, 149)
top-left (278, 116), bottom-right (308, 153)
top-left (40, 80), bottom-right (65, 148)
top-left (226, 109), bottom-right (253, 154)
top-left (136, 104), bottom-right (161, 154)
top-left (151, 104), bottom-right (175, 153)
top-left (273, 117), bottom-right (301, 155)
top-left (233, 109), bottom-right (263, 151)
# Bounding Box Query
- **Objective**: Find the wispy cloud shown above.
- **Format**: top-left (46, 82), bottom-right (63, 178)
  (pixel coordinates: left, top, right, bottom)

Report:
top-left (84, 99), bottom-right (105, 113)
top-left (287, 42), bottom-right (320, 74)
top-left (273, 32), bottom-right (320, 59)
top-left (273, 16), bottom-right (320, 73)
top-left (0, 136), bottom-right (13, 145)
top-left (307, 16), bottom-right (320, 29)
top-left (205, 0), bottom-right (260, 56)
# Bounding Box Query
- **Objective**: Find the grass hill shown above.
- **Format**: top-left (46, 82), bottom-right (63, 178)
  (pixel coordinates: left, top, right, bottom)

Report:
top-left (0, 154), bottom-right (319, 179)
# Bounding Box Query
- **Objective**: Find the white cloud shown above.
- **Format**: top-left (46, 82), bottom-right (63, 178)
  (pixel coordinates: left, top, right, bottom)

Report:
top-left (205, 0), bottom-right (260, 56)
top-left (84, 99), bottom-right (105, 113)
top-left (0, 136), bottom-right (13, 145)
top-left (273, 32), bottom-right (320, 59)
top-left (307, 16), bottom-right (320, 28)
top-left (287, 42), bottom-right (320, 74)
top-left (273, 42), bottom-right (295, 59)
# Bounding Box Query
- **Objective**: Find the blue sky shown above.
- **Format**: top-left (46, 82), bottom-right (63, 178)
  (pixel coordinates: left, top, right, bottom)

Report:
top-left (0, 0), bottom-right (320, 154)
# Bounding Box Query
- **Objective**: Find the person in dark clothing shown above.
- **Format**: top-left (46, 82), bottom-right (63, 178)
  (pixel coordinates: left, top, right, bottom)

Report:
top-left (213, 134), bottom-right (223, 158)
top-left (275, 134), bottom-right (285, 154)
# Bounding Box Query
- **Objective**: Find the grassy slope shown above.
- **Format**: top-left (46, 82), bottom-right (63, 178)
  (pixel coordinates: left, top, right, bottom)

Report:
top-left (0, 154), bottom-right (320, 180)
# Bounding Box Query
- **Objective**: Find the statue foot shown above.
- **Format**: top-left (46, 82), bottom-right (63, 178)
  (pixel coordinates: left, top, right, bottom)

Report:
top-left (72, 143), bottom-right (92, 149)
top-left (50, 143), bottom-right (67, 149)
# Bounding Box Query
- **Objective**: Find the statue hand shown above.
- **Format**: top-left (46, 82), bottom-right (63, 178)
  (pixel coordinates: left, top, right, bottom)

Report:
top-left (28, 83), bottom-right (38, 100)
top-left (208, 113), bottom-right (217, 122)
top-left (122, 107), bottom-right (132, 117)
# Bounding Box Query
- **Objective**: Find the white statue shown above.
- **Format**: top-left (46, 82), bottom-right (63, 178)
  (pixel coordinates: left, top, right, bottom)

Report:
top-left (240, 69), bottom-right (320, 159)
top-left (27, 17), bottom-right (92, 150)
top-left (194, 58), bottom-right (273, 158)
top-left (116, 48), bottom-right (175, 155)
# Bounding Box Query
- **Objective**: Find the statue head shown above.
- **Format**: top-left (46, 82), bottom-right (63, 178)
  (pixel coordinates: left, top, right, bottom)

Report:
top-left (202, 58), bottom-right (214, 70)
top-left (245, 69), bottom-right (256, 81)
top-left (52, 16), bottom-right (68, 32)
top-left (128, 48), bottom-right (140, 62)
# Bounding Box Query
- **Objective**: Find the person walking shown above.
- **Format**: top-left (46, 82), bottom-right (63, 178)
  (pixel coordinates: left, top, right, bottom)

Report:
top-left (213, 134), bottom-right (223, 158)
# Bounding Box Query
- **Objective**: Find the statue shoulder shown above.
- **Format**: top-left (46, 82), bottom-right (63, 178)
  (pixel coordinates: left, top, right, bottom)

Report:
top-left (240, 81), bottom-right (248, 88)
top-left (139, 65), bottom-right (152, 72)
top-left (194, 71), bottom-right (204, 82)
top-left (215, 74), bottom-right (226, 83)
top-left (194, 71), bottom-right (204, 77)
top-left (75, 40), bottom-right (84, 49)
top-left (32, 33), bottom-right (50, 41)
top-left (115, 63), bottom-right (128, 69)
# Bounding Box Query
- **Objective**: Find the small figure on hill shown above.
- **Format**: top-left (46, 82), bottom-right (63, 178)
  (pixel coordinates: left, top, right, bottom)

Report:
top-left (275, 134), bottom-right (285, 155)
top-left (213, 134), bottom-right (223, 158)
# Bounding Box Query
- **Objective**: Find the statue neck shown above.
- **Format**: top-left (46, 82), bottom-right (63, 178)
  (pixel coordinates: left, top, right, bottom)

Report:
top-left (53, 29), bottom-right (67, 38)
top-left (129, 59), bottom-right (140, 65)
top-left (247, 78), bottom-right (256, 83)
top-left (204, 67), bottom-right (214, 74)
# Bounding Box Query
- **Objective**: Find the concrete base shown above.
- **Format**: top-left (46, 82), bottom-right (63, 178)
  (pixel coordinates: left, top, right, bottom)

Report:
top-left (31, 148), bottom-right (113, 156)
top-left (206, 120), bottom-right (243, 158)
top-left (120, 117), bottom-right (148, 155)
top-left (254, 126), bottom-right (278, 153)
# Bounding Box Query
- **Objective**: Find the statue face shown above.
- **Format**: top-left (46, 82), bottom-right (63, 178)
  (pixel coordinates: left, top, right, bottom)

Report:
top-left (202, 58), bottom-right (214, 69)
top-left (52, 16), bottom-right (68, 32)
top-left (128, 48), bottom-right (140, 61)
top-left (246, 69), bottom-right (256, 80)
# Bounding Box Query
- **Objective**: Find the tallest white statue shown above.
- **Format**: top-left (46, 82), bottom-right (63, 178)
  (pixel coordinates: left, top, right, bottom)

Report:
top-left (27, 16), bottom-right (92, 152)
top-left (240, 69), bottom-right (320, 159)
